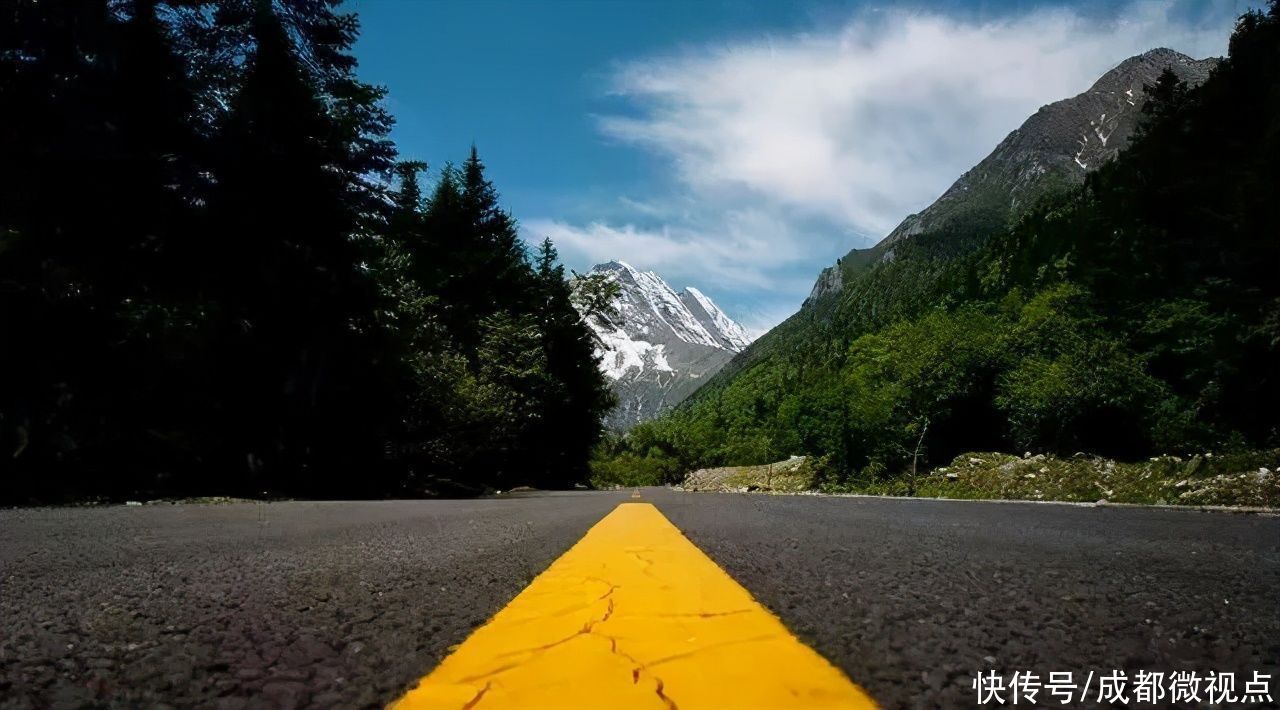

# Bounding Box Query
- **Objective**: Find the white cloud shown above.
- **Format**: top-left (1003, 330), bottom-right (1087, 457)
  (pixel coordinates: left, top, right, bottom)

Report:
top-left (598, 2), bottom-right (1237, 236)
top-left (526, 207), bottom-right (819, 292)
top-left (734, 302), bottom-right (804, 340)
top-left (537, 1), bottom-right (1243, 332)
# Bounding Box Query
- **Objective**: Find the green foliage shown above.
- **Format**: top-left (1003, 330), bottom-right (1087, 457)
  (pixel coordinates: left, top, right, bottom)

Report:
top-left (570, 270), bottom-right (622, 322)
top-left (857, 450), bottom-right (1280, 508)
top-left (589, 453), bottom-right (671, 489)
top-left (598, 5), bottom-right (1280, 486)
top-left (366, 156), bottom-right (616, 493)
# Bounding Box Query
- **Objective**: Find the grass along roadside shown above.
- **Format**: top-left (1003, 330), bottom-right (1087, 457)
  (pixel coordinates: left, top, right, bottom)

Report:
top-left (674, 450), bottom-right (1280, 509)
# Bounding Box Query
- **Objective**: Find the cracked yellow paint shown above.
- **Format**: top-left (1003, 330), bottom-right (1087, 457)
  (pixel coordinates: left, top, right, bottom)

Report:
top-left (392, 502), bottom-right (876, 709)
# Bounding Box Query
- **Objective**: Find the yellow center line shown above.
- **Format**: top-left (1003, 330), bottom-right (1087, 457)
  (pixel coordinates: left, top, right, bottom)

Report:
top-left (392, 502), bottom-right (877, 709)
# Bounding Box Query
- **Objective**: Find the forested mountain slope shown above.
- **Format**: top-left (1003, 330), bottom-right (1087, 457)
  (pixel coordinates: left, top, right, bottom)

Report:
top-left (713, 48), bottom-right (1218, 398)
top-left (806, 48), bottom-right (1215, 301)
top-left (597, 6), bottom-right (1280, 484)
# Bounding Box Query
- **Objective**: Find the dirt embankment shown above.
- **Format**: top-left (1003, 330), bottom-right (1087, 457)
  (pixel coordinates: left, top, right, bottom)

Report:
top-left (680, 456), bottom-right (814, 493)
top-left (678, 450), bottom-right (1280, 508)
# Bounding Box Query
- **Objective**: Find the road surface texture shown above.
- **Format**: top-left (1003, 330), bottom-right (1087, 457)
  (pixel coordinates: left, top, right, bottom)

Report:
top-left (1, 489), bottom-right (1277, 708)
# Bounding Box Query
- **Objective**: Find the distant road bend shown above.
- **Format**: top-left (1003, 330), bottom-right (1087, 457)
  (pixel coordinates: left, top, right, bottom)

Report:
top-left (1, 490), bottom-right (1277, 708)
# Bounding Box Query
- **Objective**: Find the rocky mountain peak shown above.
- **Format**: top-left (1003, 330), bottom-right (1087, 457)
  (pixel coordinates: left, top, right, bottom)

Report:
top-left (802, 47), bottom-right (1219, 308)
top-left (680, 287), bottom-right (752, 351)
top-left (878, 48), bottom-right (1217, 250)
top-left (577, 262), bottom-right (751, 429)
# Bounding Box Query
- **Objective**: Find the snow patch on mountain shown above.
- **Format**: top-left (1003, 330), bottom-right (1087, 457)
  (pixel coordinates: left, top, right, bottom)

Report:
top-left (681, 287), bottom-right (753, 351)
top-left (621, 266), bottom-right (724, 350)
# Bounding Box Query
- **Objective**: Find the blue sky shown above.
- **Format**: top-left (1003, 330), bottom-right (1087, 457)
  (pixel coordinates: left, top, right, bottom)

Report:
top-left (351, 0), bottom-right (1251, 335)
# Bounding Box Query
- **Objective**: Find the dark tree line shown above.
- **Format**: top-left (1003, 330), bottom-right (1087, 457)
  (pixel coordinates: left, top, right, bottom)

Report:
top-left (0, 0), bottom-right (614, 502)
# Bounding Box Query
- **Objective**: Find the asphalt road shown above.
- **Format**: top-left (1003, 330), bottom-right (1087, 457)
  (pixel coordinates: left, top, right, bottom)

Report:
top-left (1, 489), bottom-right (1277, 708)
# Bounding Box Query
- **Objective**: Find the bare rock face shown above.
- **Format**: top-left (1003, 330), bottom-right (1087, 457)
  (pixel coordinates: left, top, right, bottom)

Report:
top-left (579, 261), bottom-right (751, 430)
top-left (809, 48), bottom-right (1219, 299)
top-left (806, 264), bottom-right (843, 303)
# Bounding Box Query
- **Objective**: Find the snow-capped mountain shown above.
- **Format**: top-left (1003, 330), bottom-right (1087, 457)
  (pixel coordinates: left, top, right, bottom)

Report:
top-left (579, 261), bottom-right (751, 429)
top-left (680, 287), bottom-right (752, 351)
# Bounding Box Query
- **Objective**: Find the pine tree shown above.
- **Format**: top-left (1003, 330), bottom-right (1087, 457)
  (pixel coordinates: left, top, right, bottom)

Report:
top-left (376, 159), bottom-right (474, 491)
top-left (0, 0), bottom-right (626, 501)
top-left (527, 239), bottom-right (615, 485)
top-left (204, 0), bottom-right (394, 496)
top-left (1138, 68), bottom-right (1189, 129)
top-left (0, 0), bottom-right (207, 500)
top-left (393, 160), bottom-right (428, 215)
top-left (426, 148), bottom-right (535, 355)
top-left (1, 0), bottom-right (114, 499)
top-left (459, 146), bottom-right (534, 322)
